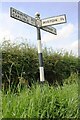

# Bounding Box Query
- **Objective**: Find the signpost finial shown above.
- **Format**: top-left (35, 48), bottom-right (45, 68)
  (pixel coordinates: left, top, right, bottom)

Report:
top-left (35, 12), bottom-right (40, 20)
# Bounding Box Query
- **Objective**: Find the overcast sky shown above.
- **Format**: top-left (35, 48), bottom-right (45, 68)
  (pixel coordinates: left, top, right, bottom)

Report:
top-left (0, 2), bottom-right (79, 56)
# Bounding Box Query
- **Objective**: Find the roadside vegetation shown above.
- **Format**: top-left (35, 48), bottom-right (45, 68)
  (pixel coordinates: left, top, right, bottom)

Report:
top-left (1, 40), bottom-right (79, 118)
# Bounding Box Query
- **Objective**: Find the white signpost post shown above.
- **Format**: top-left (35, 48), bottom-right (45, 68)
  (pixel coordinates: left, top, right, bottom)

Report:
top-left (10, 7), bottom-right (67, 82)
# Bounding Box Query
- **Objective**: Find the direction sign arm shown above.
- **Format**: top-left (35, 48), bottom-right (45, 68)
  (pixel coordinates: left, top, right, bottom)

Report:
top-left (41, 26), bottom-right (57, 35)
top-left (10, 7), bottom-right (37, 27)
top-left (41, 14), bottom-right (67, 27)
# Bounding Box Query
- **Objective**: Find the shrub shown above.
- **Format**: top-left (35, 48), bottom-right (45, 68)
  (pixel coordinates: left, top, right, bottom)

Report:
top-left (1, 40), bottom-right (78, 89)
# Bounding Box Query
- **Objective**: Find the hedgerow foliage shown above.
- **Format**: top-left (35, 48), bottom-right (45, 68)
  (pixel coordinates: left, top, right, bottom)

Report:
top-left (1, 40), bottom-right (78, 87)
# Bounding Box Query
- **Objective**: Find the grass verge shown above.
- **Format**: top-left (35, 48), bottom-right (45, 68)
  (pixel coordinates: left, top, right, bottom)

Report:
top-left (2, 82), bottom-right (78, 119)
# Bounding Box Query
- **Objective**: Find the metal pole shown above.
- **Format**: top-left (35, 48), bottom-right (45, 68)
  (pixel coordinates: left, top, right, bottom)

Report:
top-left (35, 12), bottom-right (45, 82)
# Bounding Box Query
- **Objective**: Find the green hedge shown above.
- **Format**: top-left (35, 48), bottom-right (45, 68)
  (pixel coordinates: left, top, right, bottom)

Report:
top-left (1, 40), bottom-right (78, 87)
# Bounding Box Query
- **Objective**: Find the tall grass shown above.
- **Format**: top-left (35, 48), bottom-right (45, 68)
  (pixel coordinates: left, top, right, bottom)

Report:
top-left (2, 81), bottom-right (78, 119)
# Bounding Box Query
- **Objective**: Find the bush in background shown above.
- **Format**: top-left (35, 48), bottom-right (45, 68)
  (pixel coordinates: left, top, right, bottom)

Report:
top-left (1, 40), bottom-right (78, 89)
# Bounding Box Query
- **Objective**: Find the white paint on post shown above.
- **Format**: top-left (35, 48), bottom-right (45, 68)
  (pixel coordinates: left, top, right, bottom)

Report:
top-left (37, 40), bottom-right (42, 54)
top-left (39, 67), bottom-right (45, 82)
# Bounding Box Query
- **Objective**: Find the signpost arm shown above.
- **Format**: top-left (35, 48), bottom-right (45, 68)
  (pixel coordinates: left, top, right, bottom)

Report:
top-left (35, 12), bottom-right (45, 82)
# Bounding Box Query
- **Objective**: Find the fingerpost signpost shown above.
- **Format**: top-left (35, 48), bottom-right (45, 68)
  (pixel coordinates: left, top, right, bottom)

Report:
top-left (10, 7), bottom-right (67, 82)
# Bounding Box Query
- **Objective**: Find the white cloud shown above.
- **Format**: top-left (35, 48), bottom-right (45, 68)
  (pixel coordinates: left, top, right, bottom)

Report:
top-left (71, 40), bottom-right (78, 49)
top-left (41, 23), bottom-right (78, 56)
top-left (58, 23), bottom-right (74, 38)
top-left (70, 40), bottom-right (80, 56)
top-left (42, 23), bottom-right (74, 43)
top-left (0, 29), bottom-right (14, 43)
top-left (0, 12), bottom-right (36, 44)
top-left (0, 13), bottom-right (15, 43)
top-left (68, 40), bottom-right (78, 56)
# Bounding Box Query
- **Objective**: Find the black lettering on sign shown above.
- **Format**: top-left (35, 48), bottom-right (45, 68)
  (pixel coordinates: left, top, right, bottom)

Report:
top-left (31, 18), bottom-right (35, 24)
top-left (15, 14), bottom-right (18, 17)
top-left (60, 17), bottom-right (64, 21)
top-left (43, 21), bottom-right (46, 24)
top-left (50, 19), bottom-right (57, 23)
